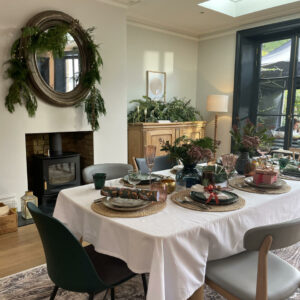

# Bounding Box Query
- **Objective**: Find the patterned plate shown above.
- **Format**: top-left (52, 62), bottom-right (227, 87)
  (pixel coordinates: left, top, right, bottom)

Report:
top-left (123, 174), bottom-right (161, 185)
top-left (244, 177), bottom-right (284, 189)
top-left (190, 190), bottom-right (238, 206)
top-left (110, 197), bottom-right (148, 208)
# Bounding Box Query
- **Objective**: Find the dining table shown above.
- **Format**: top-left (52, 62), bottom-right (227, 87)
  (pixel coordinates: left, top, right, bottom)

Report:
top-left (53, 169), bottom-right (300, 300)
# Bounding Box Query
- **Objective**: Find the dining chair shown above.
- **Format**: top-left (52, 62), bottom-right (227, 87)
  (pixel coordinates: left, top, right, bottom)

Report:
top-left (133, 155), bottom-right (176, 173)
top-left (27, 202), bottom-right (147, 300)
top-left (205, 218), bottom-right (300, 300)
top-left (82, 163), bottom-right (133, 184)
top-left (289, 148), bottom-right (300, 160)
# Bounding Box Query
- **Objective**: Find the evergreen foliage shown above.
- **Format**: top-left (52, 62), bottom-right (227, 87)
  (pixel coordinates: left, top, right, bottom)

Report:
top-left (127, 96), bottom-right (202, 123)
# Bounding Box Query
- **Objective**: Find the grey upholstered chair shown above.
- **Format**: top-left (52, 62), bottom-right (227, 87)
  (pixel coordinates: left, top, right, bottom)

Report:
top-left (82, 163), bottom-right (133, 184)
top-left (205, 218), bottom-right (300, 300)
top-left (133, 155), bottom-right (176, 173)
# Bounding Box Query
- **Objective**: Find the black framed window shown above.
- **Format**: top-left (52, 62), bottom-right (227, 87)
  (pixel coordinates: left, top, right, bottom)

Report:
top-left (233, 19), bottom-right (300, 150)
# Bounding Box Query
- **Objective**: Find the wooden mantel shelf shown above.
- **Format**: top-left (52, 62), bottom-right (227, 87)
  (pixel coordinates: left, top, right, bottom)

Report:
top-left (128, 121), bottom-right (207, 164)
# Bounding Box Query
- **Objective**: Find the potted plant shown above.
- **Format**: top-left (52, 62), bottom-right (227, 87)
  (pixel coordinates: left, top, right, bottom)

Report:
top-left (230, 119), bottom-right (273, 174)
top-left (161, 136), bottom-right (215, 187)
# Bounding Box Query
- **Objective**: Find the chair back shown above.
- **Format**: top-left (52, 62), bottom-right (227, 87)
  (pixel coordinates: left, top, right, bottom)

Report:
top-left (244, 218), bottom-right (300, 251)
top-left (82, 163), bottom-right (133, 183)
top-left (134, 155), bottom-right (176, 173)
top-left (27, 202), bottom-right (107, 293)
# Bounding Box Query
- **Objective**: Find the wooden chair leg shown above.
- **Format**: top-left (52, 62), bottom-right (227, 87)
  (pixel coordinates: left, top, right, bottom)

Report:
top-left (102, 289), bottom-right (109, 300)
top-left (49, 285), bottom-right (59, 300)
top-left (256, 235), bottom-right (273, 300)
top-left (110, 288), bottom-right (115, 300)
top-left (188, 285), bottom-right (204, 300)
top-left (141, 273), bottom-right (148, 297)
top-left (88, 293), bottom-right (95, 300)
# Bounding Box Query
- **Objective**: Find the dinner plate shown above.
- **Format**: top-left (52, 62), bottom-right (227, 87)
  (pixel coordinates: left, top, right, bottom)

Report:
top-left (190, 190), bottom-right (238, 206)
top-left (102, 198), bottom-right (151, 211)
top-left (110, 197), bottom-right (148, 208)
top-left (123, 174), bottom-right (161, 185)
top-left (244, 177), bottom-right (284, 189)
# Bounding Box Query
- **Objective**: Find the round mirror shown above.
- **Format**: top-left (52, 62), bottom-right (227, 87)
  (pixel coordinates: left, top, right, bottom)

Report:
top-left (36, 33), bottom-right (81, 93)
top-left (23, 11), bottom-right (91, 106)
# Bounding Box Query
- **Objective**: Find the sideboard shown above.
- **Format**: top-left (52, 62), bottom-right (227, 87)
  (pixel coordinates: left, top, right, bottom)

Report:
top-left (128, 121), bottom-right (207, 164)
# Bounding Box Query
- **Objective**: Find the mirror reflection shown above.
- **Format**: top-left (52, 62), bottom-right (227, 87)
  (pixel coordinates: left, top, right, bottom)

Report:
top-left (36, 33), bottom-right (80, 93)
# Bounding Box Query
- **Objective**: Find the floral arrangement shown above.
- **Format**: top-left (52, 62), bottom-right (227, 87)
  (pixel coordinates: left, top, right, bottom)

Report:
top-left (127, 96), bottom-right (202, 123)
top-left (230, 119), bottom-right (273, 155)
top-left (161, 136), bottom-right (215, 166)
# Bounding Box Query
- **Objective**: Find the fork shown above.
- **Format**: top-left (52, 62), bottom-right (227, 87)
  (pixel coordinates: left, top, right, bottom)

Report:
top-left (181, 196), bottom-right (211, 210)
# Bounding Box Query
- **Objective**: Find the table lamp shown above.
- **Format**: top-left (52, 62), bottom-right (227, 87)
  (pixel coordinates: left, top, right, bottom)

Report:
top-left (206, 95), bottom-right (229, 159)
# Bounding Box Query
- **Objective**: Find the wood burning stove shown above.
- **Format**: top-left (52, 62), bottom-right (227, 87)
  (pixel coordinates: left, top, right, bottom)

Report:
top-left (31, 133), bottom-right (80, 214)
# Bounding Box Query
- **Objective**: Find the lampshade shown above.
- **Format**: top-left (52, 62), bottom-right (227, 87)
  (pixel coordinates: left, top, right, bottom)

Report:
top-left (206, 95), bottom-right (229, 113)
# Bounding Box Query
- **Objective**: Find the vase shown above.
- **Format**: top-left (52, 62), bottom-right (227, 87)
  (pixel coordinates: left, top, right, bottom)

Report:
top-left (176, 163), bottom-right (201, 188)
top-left (235, 152), bottom-right (251, 175)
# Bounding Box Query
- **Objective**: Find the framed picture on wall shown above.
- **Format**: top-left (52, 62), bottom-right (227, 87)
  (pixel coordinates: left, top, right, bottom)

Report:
top-left (146, 71), bottom-right (166, 101)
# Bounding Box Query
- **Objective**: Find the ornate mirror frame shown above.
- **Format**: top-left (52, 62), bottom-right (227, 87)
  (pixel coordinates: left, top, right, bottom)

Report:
top-left (23, 10), bottom-right (91, 106)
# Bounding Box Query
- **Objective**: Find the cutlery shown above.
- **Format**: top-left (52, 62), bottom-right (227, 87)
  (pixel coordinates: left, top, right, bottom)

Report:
top-left (177, 196), bottom-right (210, 210)
top-left (93, 197), bottom-right (106, 203)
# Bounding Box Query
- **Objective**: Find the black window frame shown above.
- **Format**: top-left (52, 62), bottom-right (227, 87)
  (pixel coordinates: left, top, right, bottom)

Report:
top-left (233, 18), bottom-right (300, 150)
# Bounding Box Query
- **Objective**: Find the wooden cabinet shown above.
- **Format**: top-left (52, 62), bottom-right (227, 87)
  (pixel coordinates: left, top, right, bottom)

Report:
top-left (128, 121), bottom-right (206, 164)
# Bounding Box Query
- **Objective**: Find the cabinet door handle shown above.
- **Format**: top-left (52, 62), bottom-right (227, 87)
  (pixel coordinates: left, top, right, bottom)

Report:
top-left (44, 181), bottom-right (47, 191)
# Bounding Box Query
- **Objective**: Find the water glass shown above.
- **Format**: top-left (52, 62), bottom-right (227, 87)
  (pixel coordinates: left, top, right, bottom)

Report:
top-left (222, 154), bottom-right (238, 187)
top-left (150, 182), bottom-right (168, 202)
top-left (93, 173), bottom-right (106, 190)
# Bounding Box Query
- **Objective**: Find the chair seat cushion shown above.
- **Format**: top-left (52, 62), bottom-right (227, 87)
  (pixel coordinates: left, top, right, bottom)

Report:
top-left (206, 251), bottom-right (300, 300)
top-left (85, 245), bottom-right (136, 286)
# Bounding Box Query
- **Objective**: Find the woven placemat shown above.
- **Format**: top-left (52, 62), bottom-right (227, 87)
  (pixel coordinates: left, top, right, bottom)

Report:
top-left (170, 189), bottom-right (245, 212)
top-left (91, 200), bottom-right (166, 218)
top-left (280, 174), bottom-right (300, 181)
top-left (229, 177), bottom-right (291, 194)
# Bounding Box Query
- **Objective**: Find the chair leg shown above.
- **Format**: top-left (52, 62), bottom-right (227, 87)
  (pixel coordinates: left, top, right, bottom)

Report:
top-left (110, 288), bottom-right (115, 300)
top-left (141, 274), bottom-right (148, 297)
top-left (88, 293), bottom-right (95, 300)
top-left (49, 285), bottom-right (59, 300)
top-left (102, 289), bottom-right (109, 300)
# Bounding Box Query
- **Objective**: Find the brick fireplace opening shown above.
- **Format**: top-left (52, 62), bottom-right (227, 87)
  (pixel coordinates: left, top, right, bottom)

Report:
top-left (25, 131), bottom-right (94, 213)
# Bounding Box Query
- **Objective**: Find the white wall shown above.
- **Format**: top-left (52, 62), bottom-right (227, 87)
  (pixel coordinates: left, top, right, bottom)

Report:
top-left (0, 0), bottom-right (127, 209)
top-left (197, 33), bottom-right (236, 157)
top-left (127, 25), bottom-right (199, 110)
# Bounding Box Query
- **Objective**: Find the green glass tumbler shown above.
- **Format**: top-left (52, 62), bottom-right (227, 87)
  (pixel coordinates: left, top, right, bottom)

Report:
top-left (279, 157), bottom-right (289, 170)
top-left (93, 173), bottom-right (106, 189)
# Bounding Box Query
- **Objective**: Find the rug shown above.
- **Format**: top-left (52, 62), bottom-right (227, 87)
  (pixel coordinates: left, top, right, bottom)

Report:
top-left (0, 244), bottom-right (299, 300)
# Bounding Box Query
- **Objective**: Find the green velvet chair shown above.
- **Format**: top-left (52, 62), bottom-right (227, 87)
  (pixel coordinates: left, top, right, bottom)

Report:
top-left (27, 202), bottom-right (147, 300)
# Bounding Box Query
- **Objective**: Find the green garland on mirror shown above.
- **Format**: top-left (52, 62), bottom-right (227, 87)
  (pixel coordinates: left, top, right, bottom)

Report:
top-left (5, 24), bottom-right (106, 131)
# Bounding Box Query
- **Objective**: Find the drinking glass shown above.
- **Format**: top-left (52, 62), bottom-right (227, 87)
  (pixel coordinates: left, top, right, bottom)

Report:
top-left (127, 170), bottom-right (141, 189)
top-left (150, 182), bottom-right (168, 202)
top-left (145, 145), bottom-right (156, 184)
top-left (222, 154), bottom-right (238, 188)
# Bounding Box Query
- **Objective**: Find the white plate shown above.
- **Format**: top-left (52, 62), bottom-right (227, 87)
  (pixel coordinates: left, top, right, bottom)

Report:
top-left (244, 177), bottom-right (284, 189)
top-left (102, 198), bottom-right (151, 211)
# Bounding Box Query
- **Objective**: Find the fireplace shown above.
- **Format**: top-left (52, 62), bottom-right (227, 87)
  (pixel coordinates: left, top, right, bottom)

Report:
top-left (32, 152), bottom-right (80, 213)
top-left (26, 131), bottom-right (94, 214)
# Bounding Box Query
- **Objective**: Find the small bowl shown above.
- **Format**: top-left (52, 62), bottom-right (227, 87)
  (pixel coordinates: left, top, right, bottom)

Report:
top-left (161, 178), bottom-right (176, 194)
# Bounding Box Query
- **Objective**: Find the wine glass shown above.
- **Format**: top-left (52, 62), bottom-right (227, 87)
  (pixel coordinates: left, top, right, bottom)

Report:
top-left (222, 154), bottom-right (238, 188)
top-left (145, 145), bottom-right (156, 184)
top-left (127, 170), bottom-right (141, 190)
top-left (257, 142), bottom-right (271, 167)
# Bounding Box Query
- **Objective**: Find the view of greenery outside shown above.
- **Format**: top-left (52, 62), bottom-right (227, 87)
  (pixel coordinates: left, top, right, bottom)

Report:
top-left (261, 39), bottom-right (290, 56)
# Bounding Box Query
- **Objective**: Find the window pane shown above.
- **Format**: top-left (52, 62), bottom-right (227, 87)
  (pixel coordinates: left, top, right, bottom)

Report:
top-left (261, 39), bottom-right (291, 78)
top-left (258, 79), bottom-right (288, 115)
top-left (297, 38), bottom-right (300, 76)
top-left (292, 117), bottom-right (300, 148)
top-left (257, 115), bottom-right (286, 148)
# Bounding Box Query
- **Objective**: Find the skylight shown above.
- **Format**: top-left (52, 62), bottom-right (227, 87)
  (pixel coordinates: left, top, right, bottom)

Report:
top-left (198, 0), bottom-right (299, 18)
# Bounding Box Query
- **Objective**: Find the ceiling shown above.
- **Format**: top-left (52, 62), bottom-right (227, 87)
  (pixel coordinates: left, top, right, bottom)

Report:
top-left (125, 0), bottom-right (300, 38)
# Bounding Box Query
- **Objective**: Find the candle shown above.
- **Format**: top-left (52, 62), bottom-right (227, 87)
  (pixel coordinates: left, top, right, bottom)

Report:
top-left (144, 108), bottom-right (147, 115)
top-left (137, 106), bottom-right (139, 113)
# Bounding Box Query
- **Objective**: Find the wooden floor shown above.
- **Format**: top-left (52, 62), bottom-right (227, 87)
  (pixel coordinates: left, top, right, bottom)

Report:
top-left (0, 224), bottom-right (45, 278)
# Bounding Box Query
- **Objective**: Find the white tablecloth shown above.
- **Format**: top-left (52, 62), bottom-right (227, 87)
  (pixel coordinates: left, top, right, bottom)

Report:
top-left (53, 171), bottom-right (300, 300)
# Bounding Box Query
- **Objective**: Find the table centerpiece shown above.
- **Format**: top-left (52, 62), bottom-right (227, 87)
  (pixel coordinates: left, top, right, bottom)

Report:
top-left (230, 119), bottom-right (273, 174)
top-left (161, 136), bottom-right (215, 187)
